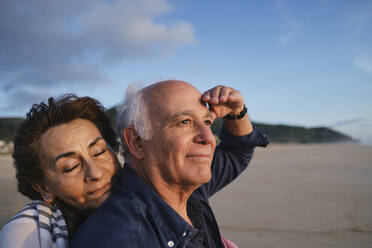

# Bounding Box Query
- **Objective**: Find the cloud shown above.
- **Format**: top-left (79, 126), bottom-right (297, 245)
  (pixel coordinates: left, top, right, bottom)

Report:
top-left (278, 16), bottom-right (302, 44)
top-left (275, 0), bottom-right (302, 44)
top-left (3, 65), bottom-right (113, 91)
top-left (321, 0), bottom-right (328, 5)
top-left (349, 9), bottom-right (372, 38)
top-left (354, 58), bottom-right (372, 73)
top-left (348, 3), bottom-right (372, 73)
top-left (0, 0), bottom-right (195, 108)
top-left (0, 89), bottom-right (55, 114)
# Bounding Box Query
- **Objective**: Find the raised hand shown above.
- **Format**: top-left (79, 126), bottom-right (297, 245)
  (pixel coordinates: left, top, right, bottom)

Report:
top-left (202, 85), bottom-right (253, 136)
top-left (202, 85), bottom-right (245, 120)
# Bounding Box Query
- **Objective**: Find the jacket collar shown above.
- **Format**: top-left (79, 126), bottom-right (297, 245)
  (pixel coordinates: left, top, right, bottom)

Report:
top-left (117, 165), bottom-right (197, 246)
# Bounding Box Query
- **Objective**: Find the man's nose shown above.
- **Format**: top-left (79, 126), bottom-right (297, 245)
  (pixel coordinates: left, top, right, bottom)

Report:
top-left (84, 157), bottom-right (103, 182)
top-left (193, 123), bottom-right (215, 145)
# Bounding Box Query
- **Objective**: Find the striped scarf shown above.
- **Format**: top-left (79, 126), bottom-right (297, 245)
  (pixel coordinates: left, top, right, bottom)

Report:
top-left (8, 200), bottom-right (69, 248)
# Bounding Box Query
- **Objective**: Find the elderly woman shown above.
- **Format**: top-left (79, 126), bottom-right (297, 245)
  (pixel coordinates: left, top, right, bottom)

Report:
top-left (0, 94), bottom-right (120, 248)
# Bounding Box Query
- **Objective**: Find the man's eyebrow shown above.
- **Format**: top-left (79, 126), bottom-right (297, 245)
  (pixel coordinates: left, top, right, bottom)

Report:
top-left (168, 110), bottom-right (212, 122)
top-left (168, 111), bottom-right (193, 122)
top-left (88, 137), bottom-right (104, 148)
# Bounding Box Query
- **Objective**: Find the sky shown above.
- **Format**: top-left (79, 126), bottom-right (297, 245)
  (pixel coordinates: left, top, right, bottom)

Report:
top-left (0, 0), bottom-right (371, 143)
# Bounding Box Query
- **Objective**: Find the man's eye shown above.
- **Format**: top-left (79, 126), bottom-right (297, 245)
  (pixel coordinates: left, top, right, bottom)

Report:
top-left (64, 164), bottom-right (80, 173)
top-left (180, 119), bottom-right (191, 125)
top-left (94, 149), bottom-right (106, 157)
top-left (204, 119), bottom-right (212, 126)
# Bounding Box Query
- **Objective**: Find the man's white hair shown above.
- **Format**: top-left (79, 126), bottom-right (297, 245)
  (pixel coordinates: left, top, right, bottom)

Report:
top-left (116, 82), bottom-right (152, 158)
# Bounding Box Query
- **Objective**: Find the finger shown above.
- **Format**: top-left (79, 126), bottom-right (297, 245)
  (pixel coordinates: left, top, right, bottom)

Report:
top-left (227, 90), bottom-right (245, 108)
top-left (218, 86), bottom-right (230, 103)
top-left (210, 86), bottom-right (222, 104)
top-left (202, 90), bottom-right (211, 103)
top-left (227, 90), bottom-right (240, 101)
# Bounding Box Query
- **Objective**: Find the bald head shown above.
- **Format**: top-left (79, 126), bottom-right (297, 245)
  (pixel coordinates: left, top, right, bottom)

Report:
top-left (142, 80), bottom-right (200, 103)
top-left (116, 80), bottom-right (211, 158)
top-left (144, 80), bottom-right (197, 92)
top-left (141, 80), bottom-right (206, 123)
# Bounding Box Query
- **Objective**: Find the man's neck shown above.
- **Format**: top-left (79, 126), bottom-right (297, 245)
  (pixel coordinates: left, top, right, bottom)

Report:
top-left (155, 181), bottom-right (194, 226)
top-left (133, 164), bottom-right (195, 226)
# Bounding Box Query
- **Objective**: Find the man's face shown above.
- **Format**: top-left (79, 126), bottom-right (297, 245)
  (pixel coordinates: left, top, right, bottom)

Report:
top-left (142, 82), bottom-right (217, 190)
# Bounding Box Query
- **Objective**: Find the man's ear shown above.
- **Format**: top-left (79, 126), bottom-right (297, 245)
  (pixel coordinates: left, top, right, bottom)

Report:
top-left (123, 127), bottom-right (144, 159)
top-left (31, 183), bottom-right (55, 204)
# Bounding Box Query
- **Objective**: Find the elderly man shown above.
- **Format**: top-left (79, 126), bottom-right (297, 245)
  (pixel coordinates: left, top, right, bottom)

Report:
top-left (72, 80), bottom-right (268, 247)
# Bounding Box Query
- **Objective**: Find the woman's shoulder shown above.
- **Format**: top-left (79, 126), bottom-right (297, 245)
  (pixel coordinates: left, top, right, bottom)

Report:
top-left (0, 200), bottom-right (69, 248)
top-left (0, 201), bottom-right (42, 248)
top-left (4, 201), bottom-right (47, 225)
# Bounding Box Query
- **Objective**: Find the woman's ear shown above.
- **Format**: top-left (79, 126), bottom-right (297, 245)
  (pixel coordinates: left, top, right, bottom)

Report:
top-left (123, 127), bottom-right (144, 160)
top-left (31, 183), bottom-right (55, 204)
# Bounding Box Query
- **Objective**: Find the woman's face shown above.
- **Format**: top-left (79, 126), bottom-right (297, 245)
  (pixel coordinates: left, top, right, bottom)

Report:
top-left (36, 118), bottom-right (119, 210)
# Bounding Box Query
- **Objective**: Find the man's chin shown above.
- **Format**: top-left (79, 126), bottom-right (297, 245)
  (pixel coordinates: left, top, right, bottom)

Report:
top-left (191, 169), bottom-right (212, 186)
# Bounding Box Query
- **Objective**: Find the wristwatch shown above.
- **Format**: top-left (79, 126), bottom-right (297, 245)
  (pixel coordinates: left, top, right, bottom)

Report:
top-left (223, 105), bottom-right (247, 120)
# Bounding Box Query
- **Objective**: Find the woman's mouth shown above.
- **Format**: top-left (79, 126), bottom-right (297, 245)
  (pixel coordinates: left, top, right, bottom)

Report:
top-left (87, 183), bottom-right (111, 200)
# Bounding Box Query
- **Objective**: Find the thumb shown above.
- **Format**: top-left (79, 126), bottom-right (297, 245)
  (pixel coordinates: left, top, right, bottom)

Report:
top-left (211, 111), bottom-right (218, 122)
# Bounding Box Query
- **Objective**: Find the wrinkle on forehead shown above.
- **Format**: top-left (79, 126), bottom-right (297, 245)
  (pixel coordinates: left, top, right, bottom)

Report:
top-left (143, 80), bottom-right (205, 120)
top-left (143, 80), bottom-right (200, 104)
top-left (40, 119), bottom-right (101, 163)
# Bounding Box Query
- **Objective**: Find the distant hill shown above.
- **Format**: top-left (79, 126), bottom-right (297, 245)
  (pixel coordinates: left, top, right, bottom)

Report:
top-left (209, 118), bottom-right (354, 143)
top-left (0, 108), bottom-right (355, 144)
top-left (0, 118), bottom-right (24, 142)
top-left (248, 122), bottom-right (354, 143)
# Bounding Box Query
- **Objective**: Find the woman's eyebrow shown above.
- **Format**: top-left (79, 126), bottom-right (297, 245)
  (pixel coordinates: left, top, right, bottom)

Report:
top-left (88, 137), bottom-right (103, 148)
top-left (53, 137), bottom-right (103, 166)
top-left (54, 151), bottom-right (75, 165)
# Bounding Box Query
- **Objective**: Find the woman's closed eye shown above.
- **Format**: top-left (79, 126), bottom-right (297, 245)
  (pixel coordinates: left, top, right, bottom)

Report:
top-left (94, 149), bottom-right (106, 157)
top-left (64, 163), bottom-right (80, 173)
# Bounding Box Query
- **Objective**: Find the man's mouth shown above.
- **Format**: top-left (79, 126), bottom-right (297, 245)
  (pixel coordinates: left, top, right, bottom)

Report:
top-left (186, 154), bottom-right (212, 162)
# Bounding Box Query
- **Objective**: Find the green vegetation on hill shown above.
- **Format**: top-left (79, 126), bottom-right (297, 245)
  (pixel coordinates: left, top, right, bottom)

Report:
top-left (0, 118), bottom-right (23, 142)
top-left (210, 118), bottom-right (354, 143)
top-left (105, 107), bottom-right (118, 126)
top-left (0, 109), bottom-right (355, 144)
top-left (252, 122), bottom-right (354, 143)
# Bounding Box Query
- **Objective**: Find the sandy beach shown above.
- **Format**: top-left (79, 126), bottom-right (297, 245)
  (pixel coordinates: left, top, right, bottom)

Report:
top-left (1, 143), bottom-right (372, 247)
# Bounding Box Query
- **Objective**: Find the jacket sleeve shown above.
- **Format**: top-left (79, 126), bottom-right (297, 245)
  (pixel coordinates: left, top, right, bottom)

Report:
top-left (199, 124), bottom-right (269, 199)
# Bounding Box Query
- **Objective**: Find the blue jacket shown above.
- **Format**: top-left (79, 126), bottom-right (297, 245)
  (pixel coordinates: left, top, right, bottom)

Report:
top-left (72, 127), bottom-right (269, 248)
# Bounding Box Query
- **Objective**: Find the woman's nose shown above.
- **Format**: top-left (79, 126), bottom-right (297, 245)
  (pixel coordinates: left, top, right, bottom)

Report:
top-left (84, 158), bottom-right (103, 182)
